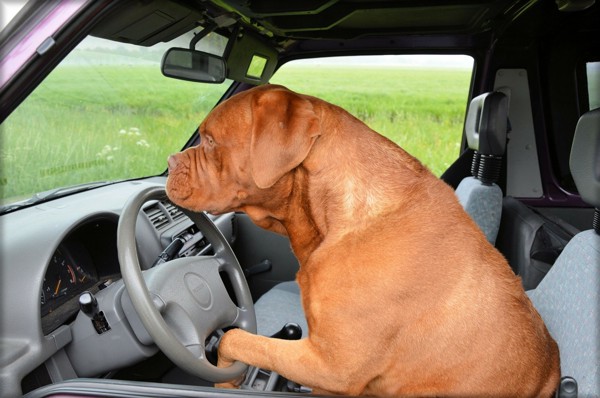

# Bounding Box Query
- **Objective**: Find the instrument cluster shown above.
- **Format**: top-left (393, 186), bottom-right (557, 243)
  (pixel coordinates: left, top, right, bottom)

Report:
top-left (40, 217), bottom-right (121, 334)
top-left (41, 246), bottom-right (97, 318)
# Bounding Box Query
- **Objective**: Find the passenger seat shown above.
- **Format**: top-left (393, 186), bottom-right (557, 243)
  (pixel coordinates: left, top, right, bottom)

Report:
top-left (455, 91), bottom-right (509, 244)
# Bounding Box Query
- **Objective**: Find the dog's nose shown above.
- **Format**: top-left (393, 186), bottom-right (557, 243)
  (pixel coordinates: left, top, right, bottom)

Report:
top-left (167, 155), bottom-right (178, 172)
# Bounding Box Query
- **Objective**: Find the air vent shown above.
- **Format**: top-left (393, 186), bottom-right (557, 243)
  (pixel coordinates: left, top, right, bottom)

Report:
top-left (145, 204), bottom-right (169, 231)
top-left (163, 201), bottom-right (185, 221)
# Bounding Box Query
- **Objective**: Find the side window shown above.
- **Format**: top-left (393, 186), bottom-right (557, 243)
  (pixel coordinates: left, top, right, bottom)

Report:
top-left (586, 61), bottom-right (600, 111)
top-left (270, 55), bottom-right (474, 176)
top-left (0, 31), bottom-right (229, 203)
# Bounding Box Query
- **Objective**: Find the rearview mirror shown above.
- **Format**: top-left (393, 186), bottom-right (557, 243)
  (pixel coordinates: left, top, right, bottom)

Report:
top-left (161, 48), bottom-right (226, 83)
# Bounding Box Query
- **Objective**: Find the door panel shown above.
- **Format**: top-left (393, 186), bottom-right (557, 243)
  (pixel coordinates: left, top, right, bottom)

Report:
top-left (232, 213), bottom-right (300, 300)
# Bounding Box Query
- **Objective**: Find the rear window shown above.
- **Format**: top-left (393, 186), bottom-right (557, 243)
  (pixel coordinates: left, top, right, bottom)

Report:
top-left (270, 55), bottom-right (474, 176)
top-left (587, 61), bottom-right (600, 110)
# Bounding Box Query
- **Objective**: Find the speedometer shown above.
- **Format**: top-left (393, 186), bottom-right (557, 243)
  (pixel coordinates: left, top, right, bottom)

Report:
top-left (43, 250), bottom-right (77, 303)
top-left (40, 243), bottom-right (101, 334)
top-left (40, 246), bottom-right (91, 318)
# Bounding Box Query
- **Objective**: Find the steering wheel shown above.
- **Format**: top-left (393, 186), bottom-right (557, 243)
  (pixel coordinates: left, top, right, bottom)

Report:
top-left (117, 186), bottom-right (256, 382)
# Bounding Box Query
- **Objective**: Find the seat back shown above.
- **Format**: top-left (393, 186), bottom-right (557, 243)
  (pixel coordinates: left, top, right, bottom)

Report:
top-left (455, 91), bottom-right (508, 243)
top-left (528, 108), bottom-right (600, 397)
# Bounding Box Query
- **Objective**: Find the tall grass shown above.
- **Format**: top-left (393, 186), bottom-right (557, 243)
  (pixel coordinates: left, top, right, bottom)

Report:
top-left (1, 64), bottom-right (472, 203)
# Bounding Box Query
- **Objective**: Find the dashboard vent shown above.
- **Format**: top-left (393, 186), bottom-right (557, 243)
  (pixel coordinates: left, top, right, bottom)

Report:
top-left (145, 204), bottom-right (169, 231)
top-left (164, 201), bottom-right (185, 222)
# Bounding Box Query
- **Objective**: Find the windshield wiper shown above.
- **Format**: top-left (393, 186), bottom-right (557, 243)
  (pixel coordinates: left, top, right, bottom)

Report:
top-left (0, 181), bottom-right (114, 215)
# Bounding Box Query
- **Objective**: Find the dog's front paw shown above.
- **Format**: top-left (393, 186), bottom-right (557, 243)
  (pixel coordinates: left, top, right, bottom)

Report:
top-left (214, 361), bottom-right (245, 389)
top-left (214, 380), bottom-right (242, 389)
top-left (214, 360), bottom-right (244, 389)
top-left (215, 330), bottom-right (245, 389)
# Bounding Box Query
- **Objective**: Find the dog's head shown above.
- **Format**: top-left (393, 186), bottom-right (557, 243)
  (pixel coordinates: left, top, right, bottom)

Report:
top-left (166, 85), bottom-right (321, 215)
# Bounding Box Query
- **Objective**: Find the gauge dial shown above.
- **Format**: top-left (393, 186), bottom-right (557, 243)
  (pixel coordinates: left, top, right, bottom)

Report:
top-left (40, 240), bottom-right (103, 335)
top-left (74, 264), bottom-right (93, 284)
top-left (45, 250), bottom-right (77, 299)
top-left (41, 248), bottom-right (81, 315)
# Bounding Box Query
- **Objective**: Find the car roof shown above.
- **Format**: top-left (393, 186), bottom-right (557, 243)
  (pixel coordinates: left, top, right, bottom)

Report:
top-left (88, 0), bottom-right (599, 54)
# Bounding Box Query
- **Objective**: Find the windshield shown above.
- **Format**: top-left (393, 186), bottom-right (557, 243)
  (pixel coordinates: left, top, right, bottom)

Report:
top-left (0, 31), bottom-right (230, 205)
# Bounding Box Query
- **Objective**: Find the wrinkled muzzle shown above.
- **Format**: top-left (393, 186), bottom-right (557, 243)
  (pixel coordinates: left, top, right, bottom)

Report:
top-left (166, 151), bottom-right (194, 205)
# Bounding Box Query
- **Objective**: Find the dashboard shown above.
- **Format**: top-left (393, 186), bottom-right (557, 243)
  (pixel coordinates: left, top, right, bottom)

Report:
top-left (34, 183), bottom-right (224, 336)
top-left (0, 177), bottom-right (237, 395)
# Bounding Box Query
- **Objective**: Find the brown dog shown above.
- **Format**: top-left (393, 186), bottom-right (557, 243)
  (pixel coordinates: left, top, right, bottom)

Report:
top-left (166, 84), bottom-right (560, 397)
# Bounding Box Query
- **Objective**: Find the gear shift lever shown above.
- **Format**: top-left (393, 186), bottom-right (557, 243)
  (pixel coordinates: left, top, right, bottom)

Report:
top-left (79, 291), bottom-right (111, 334)
top-left (270, 323), bottom-right (302, 340)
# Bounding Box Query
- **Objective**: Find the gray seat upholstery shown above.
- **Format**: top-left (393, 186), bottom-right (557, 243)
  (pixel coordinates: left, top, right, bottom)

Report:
top-left (254, 281), bottom-right (308, 338)
top-left (456, 178), bottom-right (503, 243)
top-left (455, 91), bottom-right (508, 244)
top-left (528, 108), bottom-right (600, 397)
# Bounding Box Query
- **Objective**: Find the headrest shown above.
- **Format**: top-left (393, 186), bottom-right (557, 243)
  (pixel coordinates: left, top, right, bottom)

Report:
top-left (570, 108), bottom-right (600, 208)
top-left (465, 91), bottom-right (509, 156)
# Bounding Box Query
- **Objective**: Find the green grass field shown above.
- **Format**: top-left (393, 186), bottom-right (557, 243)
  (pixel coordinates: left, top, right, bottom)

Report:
top-left (1, 64), bottom-right (472, 202)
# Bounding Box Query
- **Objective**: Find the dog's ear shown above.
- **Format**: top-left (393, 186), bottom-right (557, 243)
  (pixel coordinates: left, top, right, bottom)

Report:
top-left (250, 88), bottom-right (321, 189)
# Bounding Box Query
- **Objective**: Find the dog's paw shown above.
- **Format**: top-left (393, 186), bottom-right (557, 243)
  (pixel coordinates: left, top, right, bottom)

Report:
top-left (215, 330), bottom-right (245, 389)
top-left (214, 380), bottom-right (242, 389)
top-left (213, 366), bottom-right (245, 390)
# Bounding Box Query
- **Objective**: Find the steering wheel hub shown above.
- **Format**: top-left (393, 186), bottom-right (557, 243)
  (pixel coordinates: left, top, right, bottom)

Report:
top-left (185, 272), bottom-right (213, 310)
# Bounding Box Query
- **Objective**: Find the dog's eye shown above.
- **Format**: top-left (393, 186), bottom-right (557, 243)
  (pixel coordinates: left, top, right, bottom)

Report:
top-left (205, 135), bottom-right (215, 147)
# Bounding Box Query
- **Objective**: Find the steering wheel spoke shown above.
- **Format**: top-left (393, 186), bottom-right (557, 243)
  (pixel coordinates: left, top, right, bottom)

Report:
top-left (147, 256), bottom-right (240, 342)
top-left (117, 186), bottom-right (256, 382)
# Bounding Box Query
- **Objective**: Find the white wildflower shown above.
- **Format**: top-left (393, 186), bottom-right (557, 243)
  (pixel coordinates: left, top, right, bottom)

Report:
top-left (136, 139), bottom-right (150, 148)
